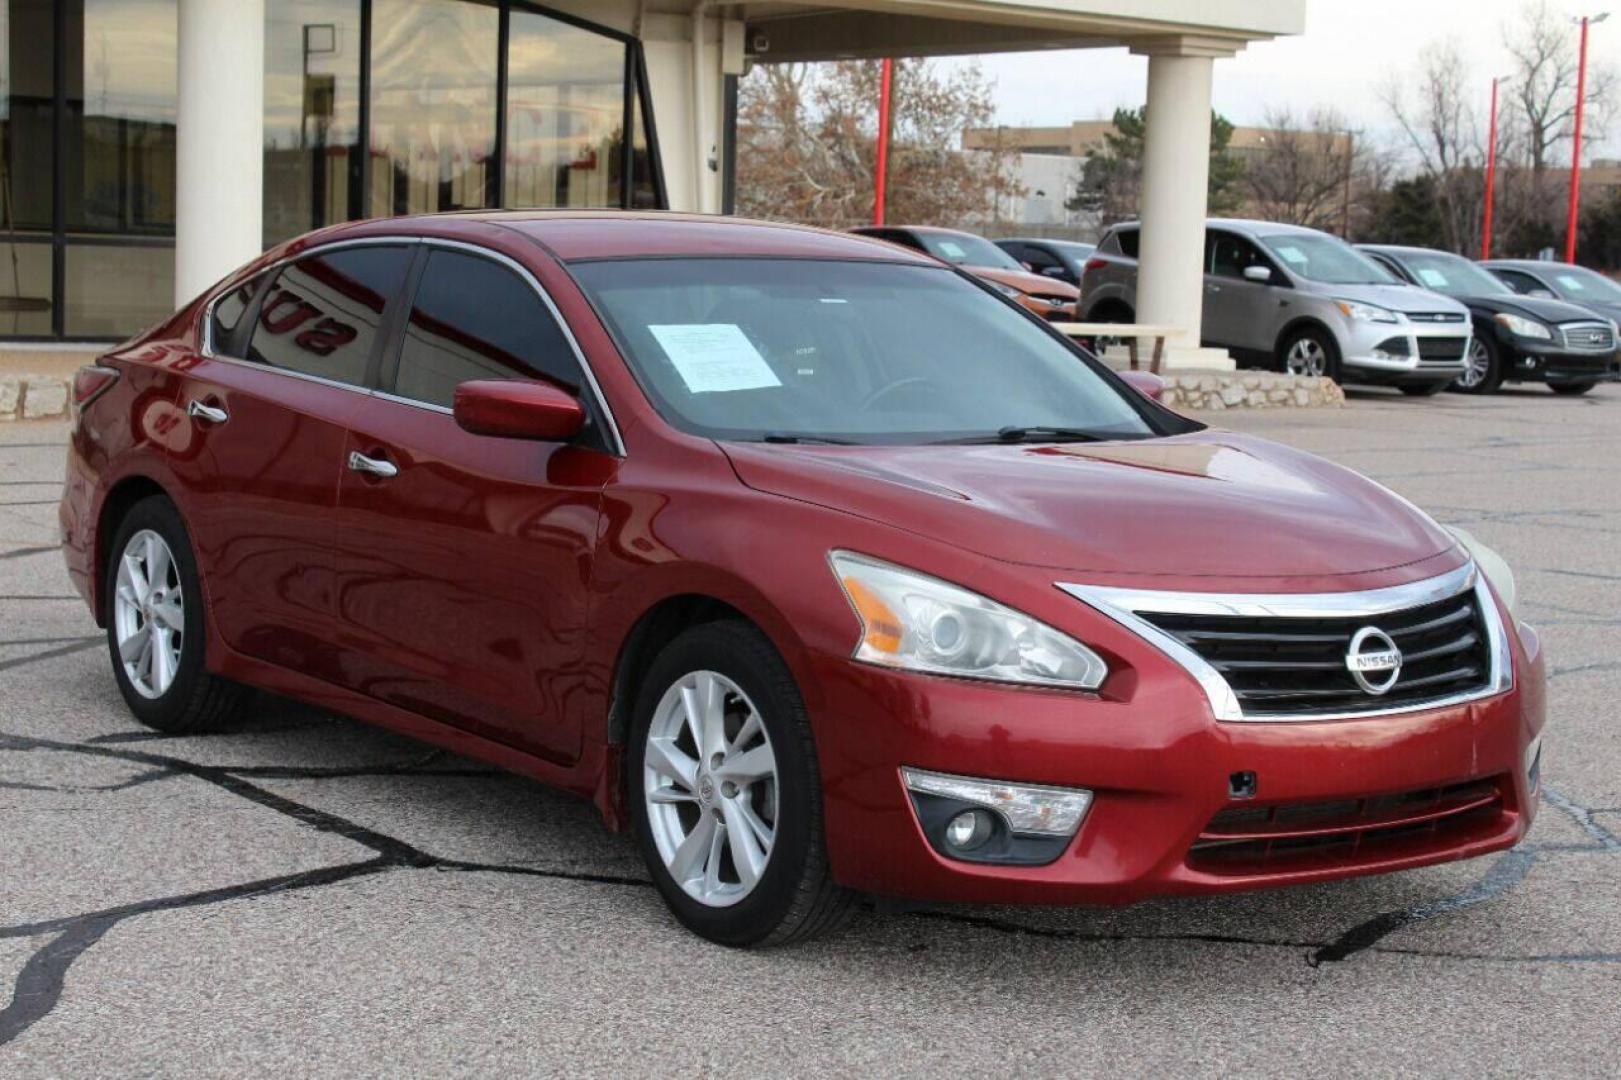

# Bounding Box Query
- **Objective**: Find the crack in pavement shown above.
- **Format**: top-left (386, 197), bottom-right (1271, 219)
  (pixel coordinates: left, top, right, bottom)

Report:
top-left (0, 546), bottom-right (58, 561)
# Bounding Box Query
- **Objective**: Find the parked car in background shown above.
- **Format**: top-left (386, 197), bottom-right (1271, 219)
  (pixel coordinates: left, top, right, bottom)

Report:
top-left (1365, 246), bottom-right (1619, 396)
top-left (1482, 259), bottom-right (1621, 328)
top-left (62, 212), bottom-right (1541, 948)
top-left (1082, 220), bottom-right (1471, 394)
top-left (994, 237), bottom-right (1097, 287)
top-left (851, 225), bottom-right (1078, 320)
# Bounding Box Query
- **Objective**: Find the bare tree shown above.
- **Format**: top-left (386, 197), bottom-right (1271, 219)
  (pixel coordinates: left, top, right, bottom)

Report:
top-left (1504, 0), bottom-right (1617, 173)
top-left (735, 60), bottom-right (1022, 229)
top-left (1243, 107), bottom-right (1361, 233)
top-left (1382, 40), bottom-right (1484, 253)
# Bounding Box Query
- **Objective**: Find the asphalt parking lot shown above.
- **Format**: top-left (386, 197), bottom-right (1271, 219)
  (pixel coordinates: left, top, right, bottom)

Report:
top-left (2, 385), bottom-right (1619, 1076)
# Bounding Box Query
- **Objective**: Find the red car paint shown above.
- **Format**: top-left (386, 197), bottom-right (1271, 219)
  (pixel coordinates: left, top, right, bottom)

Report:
top-left (60, 212), bottom-right (1541, 906)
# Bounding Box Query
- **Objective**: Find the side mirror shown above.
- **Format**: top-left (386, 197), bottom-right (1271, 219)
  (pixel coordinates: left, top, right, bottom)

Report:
top-left (1041, 266), bottom-right (1071, 280)
top-left (1242, 265), bottom-right (1274, 283)
top-left (453, 379), bottom-right (586, 441)
top-left (1529, 288), bottom-right (1555, 299)
top-left (1119, 370), bottom-right (1165, 402)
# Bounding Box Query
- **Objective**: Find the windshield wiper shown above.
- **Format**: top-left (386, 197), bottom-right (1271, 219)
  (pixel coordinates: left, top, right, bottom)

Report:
top-left (935, 426), bottom-right (1112, 445)
top-left (759, 433), bottom-right (857, 445)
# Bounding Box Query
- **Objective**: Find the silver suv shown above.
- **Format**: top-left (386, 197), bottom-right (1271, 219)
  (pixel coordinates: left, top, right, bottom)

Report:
top-left (1081, 220), bottom-right (1473, 393)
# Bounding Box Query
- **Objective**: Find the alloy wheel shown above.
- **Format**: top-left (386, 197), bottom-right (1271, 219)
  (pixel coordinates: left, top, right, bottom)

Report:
top-left (112, 529), bottom-right (184, 700)
top-left (1285, 337), bottom-right (1328, 377)
top-left (643, 670), bottom-right (778, 908)
top-left (1457, 339), bottom-right (1491, 389)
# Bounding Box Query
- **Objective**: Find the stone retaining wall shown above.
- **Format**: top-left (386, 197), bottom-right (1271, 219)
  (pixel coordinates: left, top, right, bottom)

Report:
top-left (0, 375), bottom-right (74, 420)
top-left (1160, 371), bottom-right (1344, 411)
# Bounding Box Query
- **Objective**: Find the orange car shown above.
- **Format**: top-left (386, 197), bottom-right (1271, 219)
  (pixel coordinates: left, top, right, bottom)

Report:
top-left (851, 225), bottom-right (1078, 320)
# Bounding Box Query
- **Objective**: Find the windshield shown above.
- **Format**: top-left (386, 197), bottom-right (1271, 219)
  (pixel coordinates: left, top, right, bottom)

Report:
top-left (1394, 251), bottom-right (1511, 297)
top-left (572, 258), bottom-right (1163, 445)
top-left (916, 232), bottom-right (1024, 270)
top-left (1261, 233), bottom-right (1397, 285)
top-left (1550, 264), bottom-right (1621, 301)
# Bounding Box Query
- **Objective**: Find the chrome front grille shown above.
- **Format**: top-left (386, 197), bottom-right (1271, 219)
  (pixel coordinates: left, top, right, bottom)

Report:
top-left (1557, 321), bottom-right (1616, 353)
top-left (1060, 563), bottom-right (1512, 722)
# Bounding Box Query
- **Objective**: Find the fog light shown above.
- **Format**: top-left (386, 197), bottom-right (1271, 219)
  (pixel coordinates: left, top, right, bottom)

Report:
top-left (902, 768), bottom-right (1092, 837)
top-left (945, 809), bottom-right (995, 851)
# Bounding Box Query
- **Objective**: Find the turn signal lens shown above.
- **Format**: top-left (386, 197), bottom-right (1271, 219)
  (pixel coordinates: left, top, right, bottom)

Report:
top-left (830, 551), bottom-right (1108, 690)
top-left (72, 364), bottom-right (119, 410)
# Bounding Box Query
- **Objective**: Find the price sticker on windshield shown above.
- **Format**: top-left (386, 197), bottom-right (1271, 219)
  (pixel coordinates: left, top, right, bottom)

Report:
top-left (649, 324), bottom-right (784, 394)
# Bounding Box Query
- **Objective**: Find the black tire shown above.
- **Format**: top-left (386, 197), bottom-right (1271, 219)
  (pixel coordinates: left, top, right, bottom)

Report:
top-left (1452, 335), bottom-right (1503, 394)
top-left (1399, 382), bottom-right (1448, 397)
top-left (628, 620), bottom-right (854, 946)
top-left (1276, 326), bottom-right (1341, 381)
top-left (1549, 381), bottom-right (1597, 396)
top-left (103, 495), bottom-right (249, 732)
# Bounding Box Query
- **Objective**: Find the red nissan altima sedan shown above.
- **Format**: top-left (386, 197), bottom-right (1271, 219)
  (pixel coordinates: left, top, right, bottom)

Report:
top-left (60, 212), bottom-right (1544, 945)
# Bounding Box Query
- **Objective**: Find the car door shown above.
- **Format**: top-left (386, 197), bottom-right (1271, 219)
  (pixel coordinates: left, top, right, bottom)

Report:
top-left (1203, 230), bottom-right (1281, 352)
top-left (172, 242), bottom-right (414, 681)
top-left (327, 243), bottom-right (616, 764)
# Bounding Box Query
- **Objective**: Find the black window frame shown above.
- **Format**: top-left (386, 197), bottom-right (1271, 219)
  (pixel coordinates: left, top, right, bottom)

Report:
top-left (1492, 268), bottom-right (1549, 296)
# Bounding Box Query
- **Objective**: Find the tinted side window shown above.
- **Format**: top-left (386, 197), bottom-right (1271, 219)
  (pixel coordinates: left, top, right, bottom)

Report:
top-left (1494, 269), bottom-right (1543, 295)
top-left (1022, 246), bottom-right (1062, 272)
top-left (1208, 232), bottom-right (1270, 280)
top-left (1115, 228), bottom-right (1139, 258)
top-left (209, 273), bottom-right (263, 355)
top-left (393, 249), bottom-right (584, 409)
top-left (248, 246), bottom-right (411, 386)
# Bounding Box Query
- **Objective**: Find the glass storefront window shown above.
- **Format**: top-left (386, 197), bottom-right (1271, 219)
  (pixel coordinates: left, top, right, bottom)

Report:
top-left (2, 0), bottom-right (54, 233)
top-left (369, 0), bottom-right (498, 217)
top-left (0, 241), bottom-right (51, 336)
top-left (63, 242), bottom-right (173, 336)
top-left (66, 0), bottom-right (177, 235)
top-left (505, 9), bottom-right (625, 209)
top-left (263, 0), bottom-right (363, 246)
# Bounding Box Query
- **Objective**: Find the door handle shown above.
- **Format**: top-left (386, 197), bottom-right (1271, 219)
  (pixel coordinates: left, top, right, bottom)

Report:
top-left (187, 399), bottom-right (228, 425)
top-left (347, 450), bottom-right (398, 479)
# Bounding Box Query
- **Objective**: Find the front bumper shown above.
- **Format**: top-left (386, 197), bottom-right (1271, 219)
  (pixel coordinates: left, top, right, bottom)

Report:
top-left (1340, 319), bottom-right (1471, 384)
top-left (812, 617), bottom-right (1543, 906)
top-left (1497, 333), bottom-right (1621, 383)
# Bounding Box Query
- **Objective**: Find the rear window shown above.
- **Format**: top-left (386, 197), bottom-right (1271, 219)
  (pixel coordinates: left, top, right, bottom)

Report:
top-left (1111, 228), bottom-right (1139, 258)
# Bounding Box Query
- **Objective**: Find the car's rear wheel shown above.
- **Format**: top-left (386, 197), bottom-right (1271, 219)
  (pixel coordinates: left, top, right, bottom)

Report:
top-left (1452, 336), bottom-right (1502, 394)
top-left (629, 620), bottom-right (853, 946)
top-left (1549, 380), bottom-right (1597, 395)
top-left (1278, 327), bottom-right (1341, 380)
top-left (105, 496), bottom-right (248, 732)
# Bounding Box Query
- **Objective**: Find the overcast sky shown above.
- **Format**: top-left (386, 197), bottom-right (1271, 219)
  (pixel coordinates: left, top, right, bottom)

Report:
top-left (945, 0), bottom-right (1621, 157)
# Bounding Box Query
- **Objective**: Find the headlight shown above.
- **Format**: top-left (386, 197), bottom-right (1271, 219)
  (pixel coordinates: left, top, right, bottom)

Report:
top-left (1334, 299), bottom-right (1400, 323)
top-left (1447, 526), bottom-right (1517, 614)
top-left (830, 551), bottom-right (1108, 689)
top-left (1493, 312), bottom-right (1553, 340)
top-left (986, 280), bottom-right (1024, 300)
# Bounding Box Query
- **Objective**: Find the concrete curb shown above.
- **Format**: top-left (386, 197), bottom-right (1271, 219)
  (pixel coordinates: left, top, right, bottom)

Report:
top-left (1159, 371), bottom-right (1345, 410)
top-left (0, 374), bottom-right (74, 421)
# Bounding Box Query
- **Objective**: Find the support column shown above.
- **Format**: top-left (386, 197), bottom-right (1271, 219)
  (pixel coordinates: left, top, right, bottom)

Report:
top-left (175, 0), bottom-right (265, 307)
top-left (1130, 36), bottom-right (1240, 371)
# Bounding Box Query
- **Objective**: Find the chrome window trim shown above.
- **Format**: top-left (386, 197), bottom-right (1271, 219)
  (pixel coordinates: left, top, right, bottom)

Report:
top-left (198, 234), bottom-right (625, 456)
top-left (1058, 561), bottom-right (1513, 723)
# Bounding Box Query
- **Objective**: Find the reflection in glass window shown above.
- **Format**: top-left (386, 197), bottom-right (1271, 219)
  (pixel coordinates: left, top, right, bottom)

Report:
top-left (2, 0), bottom-right (54, 233)
top-left (369, 0), bottom-right (497, 216)
top-left (67, 0), bottom-right (177, 235)
top-left (504, 9), bottom-right (626, 209)
top-left (628, 61), bottom-right (659, 209)
top-left (263, 1), bottom-right (363, 246)
top-left (248, 246), bottom-right (411, 386)
top-left (64, 244), bottom-right (174, 336)
top-left (0, 242), bottom-right (52, 337)
top-left (394, 249), bottom-right (581, 408)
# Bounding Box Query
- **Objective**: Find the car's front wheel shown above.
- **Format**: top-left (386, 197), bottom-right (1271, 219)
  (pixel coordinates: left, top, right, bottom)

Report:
top-left (105, 495), bottom-right (248, 732)
top-left (1452, 336), bottom-right (1503, 394)
top-left (1278, 327), bottom-right (1341, 380)
top-left (629, 620), bottom-right (853, 946)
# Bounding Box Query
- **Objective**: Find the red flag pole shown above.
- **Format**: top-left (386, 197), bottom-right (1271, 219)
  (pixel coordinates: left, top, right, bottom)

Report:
top-left (1565, 16), bottom-right (1594, 263)
top-left (874, 58), bottom-right (894, 225)
top-left (1482, 77), bottom-right (1500, 260)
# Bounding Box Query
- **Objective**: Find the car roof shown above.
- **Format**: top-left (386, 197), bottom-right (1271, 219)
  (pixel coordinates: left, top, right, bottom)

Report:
top-left (1480, 259), bottom-right (1566, 270)
top-left (304, 210), bottom-right (940, 265)
top-left (1357, 244), bottom-right (1464, 258)
top-left (999, 237), bottom-right (1093, 247)
top-left (1108, 218), bottom-right (1332, 238)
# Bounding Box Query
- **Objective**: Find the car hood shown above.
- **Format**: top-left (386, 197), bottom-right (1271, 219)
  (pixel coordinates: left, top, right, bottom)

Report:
top-left (1464, 293), bottom-right (1616, 325)
top-left (971, 266), bottom-right (1080, 299)
top-left (722, 432), bottom-right (1459, 582)
top-left (1324, 282), bottom-right (1470, 317)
